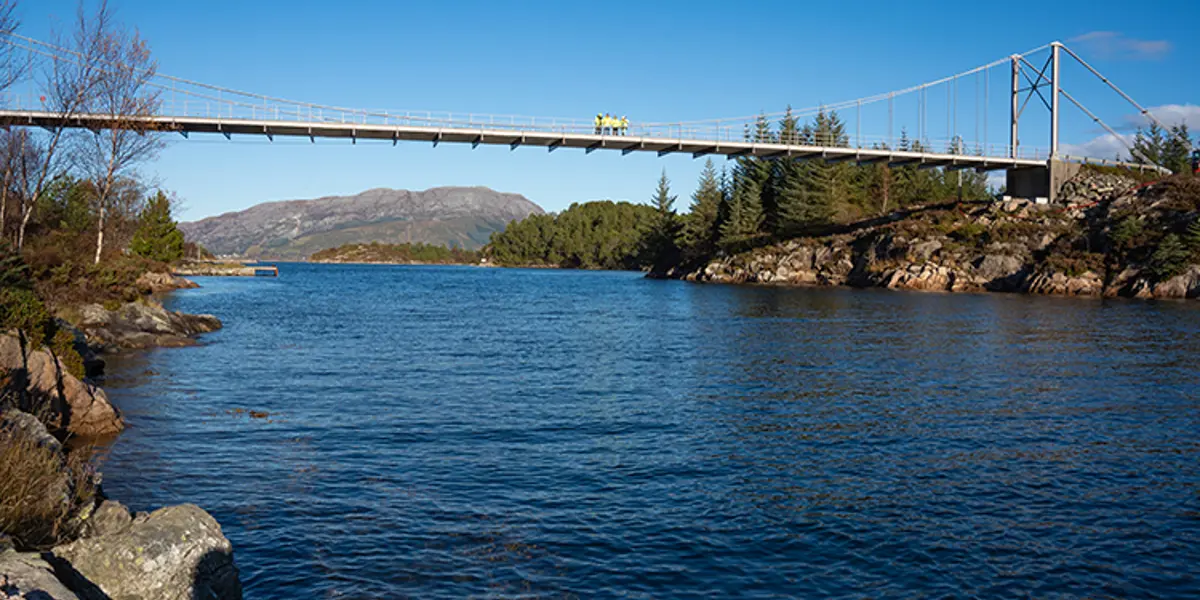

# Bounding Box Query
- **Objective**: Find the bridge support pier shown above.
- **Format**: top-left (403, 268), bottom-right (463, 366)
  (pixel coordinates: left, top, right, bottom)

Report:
top-left (1005, 160), bottom-right (1080, 203)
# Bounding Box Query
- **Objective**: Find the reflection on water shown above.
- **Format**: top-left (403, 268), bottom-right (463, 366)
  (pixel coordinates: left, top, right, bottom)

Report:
top-left (98, 264), bottom-right (1200, 598)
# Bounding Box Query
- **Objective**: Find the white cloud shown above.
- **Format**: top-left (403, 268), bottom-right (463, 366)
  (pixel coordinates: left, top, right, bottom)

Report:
top-left (1068, 31), bottom-right (1171, 61)
top-left (1127, 104), bottom-right (1200, 130)
top-left (1060, 132), bottom-right (1134, 161)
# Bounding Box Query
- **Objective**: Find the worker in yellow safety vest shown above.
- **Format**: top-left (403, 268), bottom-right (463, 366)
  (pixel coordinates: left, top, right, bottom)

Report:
top-left (603, 113), bottom-right (614, 135)
top-left (620, 116), bottom-right (629, 136)
top-left (594, 113), bottom-right (603, 134)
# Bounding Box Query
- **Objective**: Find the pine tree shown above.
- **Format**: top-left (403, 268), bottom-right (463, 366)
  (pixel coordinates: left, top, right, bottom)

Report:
top-left (682, 159), bottom-right (723, 259)
top-left (715, 166), bottom-right (733, 236)
top-left (1148, 233), bottom-right (1190, 281)
top-left (731, 113), bottom-right (774, 232)
top-left (1186, 218), bottom-right (1200, 258)
top-left (130, 191), bottom-right (185, 263)
top-left (1131, 123), bottom-right (1167, 167)
top-left (719, 173), bottom-right (764, 248)
top-left (861, 145), bottom-right (893, 215)
top-left (644, 170), bottom-right (681, 271)
top-left (776, 160), bottom-right (834, 234)
top-left (1163, 124), bottom-right (1193, 174)
top-left (765, 107), bottom-right (802, 234)
top-left (1131, 123), bottom-right (1193, 173)
top-left (889, 129), bottom-right (941, 207)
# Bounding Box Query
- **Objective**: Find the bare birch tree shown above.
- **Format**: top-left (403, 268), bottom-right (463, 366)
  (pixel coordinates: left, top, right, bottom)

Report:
top-left (0, 0), bottom-right (25, 92)
top-left (12, 2), bottom-right (109, 250)
top-left (0, 131), bottom-right (14, 242)
top-left (0, 0), bottom-right (27, 242)
top-left (78, 2), bottom-right (163, 263)
top-left (0, 129), bottom-right (40, 247)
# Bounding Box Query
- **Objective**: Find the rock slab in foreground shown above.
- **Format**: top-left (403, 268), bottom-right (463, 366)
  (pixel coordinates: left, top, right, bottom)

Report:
top-left (0, 335), bottom-right (123, 438)
top-left (0, 551), bottom-right (82, 599)
top-left (53, 502), bottom-right (242, 600)
top-left (75, 300), bottom-right (222, 350)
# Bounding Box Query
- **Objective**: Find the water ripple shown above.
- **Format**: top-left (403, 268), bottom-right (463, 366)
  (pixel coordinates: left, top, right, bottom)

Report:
top-left (96, 265), bottom-right (1200, 598)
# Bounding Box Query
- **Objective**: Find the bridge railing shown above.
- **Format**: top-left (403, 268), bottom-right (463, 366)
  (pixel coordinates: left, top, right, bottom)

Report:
top-left (1, 89), bottom-right (1056, 161)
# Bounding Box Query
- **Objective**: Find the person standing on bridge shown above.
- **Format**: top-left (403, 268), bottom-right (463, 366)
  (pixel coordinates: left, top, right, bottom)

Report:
top-left (620, 116), bottom-right (629, 136)
top-left (603, 113), bottom-right (614, 135)
top-left (595, 113), bottom-right (603, 135)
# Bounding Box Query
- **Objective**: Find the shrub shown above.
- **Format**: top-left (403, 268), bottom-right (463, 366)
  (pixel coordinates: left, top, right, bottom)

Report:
top-left (1108, 215), bottom-right (1149, 257)
top-left (950, 221), bottom-right (987, 245)
top-left (1148, 233), bottom-right (1191, 281)
top-left (0, 247), bottom-right (87, 380)
top-left (1080, 163), bottom-right (1160, 184)
top-left (49, 328), bottom-right (85, 381)
top-left (0, 287), bottom-right (53, 341)
top-left (1044, 249), bottom-right (1105, 277)
top-left (1151, 175), bottom-right (1200, 213)
top-left (0, 242), bottom-right (32, 289)
top-left (0, 434), bottom-right (96, 550)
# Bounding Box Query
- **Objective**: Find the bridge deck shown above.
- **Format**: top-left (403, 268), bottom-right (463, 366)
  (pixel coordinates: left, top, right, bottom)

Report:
top-left (0, 110), bottom-right (1157, 172)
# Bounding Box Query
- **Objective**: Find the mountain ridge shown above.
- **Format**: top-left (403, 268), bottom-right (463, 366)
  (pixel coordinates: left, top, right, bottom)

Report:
top-left (180, 186), bottom-right (544, 259)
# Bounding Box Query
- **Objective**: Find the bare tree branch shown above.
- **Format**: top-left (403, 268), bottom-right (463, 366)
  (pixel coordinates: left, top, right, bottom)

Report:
top-left (75, 0), bottom-right (164, 263)
top-left (0, 0), bottom-right (28, 94)
top-left (0, 0), bottom-right (26, 243)
top-left (10, 0), bottom-right (111, 250)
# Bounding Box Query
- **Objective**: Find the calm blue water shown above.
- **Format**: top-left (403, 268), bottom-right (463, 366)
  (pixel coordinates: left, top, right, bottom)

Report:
top-left (98, 263), bottom-right (1200, 598)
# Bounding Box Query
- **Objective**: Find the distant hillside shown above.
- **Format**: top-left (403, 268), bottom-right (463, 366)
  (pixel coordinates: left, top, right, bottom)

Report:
top-left (310, 242), bottom-right (481, 265)
top-left (179, 186), bottom-right (544, 259)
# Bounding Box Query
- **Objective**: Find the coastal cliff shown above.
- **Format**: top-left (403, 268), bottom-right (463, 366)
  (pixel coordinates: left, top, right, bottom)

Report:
top-left (680, 171), bottom-right (1200, 300)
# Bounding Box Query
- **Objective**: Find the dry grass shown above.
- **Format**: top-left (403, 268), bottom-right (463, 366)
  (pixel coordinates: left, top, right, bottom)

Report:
top-left (0, 433), bottom-right (96, 550)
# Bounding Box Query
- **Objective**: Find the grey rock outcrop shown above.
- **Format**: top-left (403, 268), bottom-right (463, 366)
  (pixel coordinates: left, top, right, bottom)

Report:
top-left (80, 501), bottom-right (133, 539)
top-left (75, 300), bottom-right (221, 350)
top-left (0, 551), bottom-right (82, 600)
top-left (0, 409), bottom-right (62, 453)
top-left (0, 335), bottom-right (123, 438)
top-left (1149, 265), bottom-right (1200, 299)
top-left (1021, 270), bottom-right (1104, 296)
top-left (134, 272), bottom-right (199, 294)
top-left (53, 503), bottom-right (242, 600)
top-left (685, 170), bottom-right (1200, 301)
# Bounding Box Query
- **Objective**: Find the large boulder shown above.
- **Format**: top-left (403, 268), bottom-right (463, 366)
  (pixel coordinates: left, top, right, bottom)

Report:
top-left (75, 301), bottom-right (221, 350)
top-left (0, 551), bottom-right (82, 600)
top-left (0, 335), bottom-right (123, 438)
top-left (974, 254), bottom-right (1029, 292)
top-left (52, 503), bottom-right (242, 600)
top-left (1151, 265), bottom-right (1200, 299)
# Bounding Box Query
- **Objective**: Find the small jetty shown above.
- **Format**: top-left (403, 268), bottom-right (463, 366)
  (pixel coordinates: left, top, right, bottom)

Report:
top-left (174, 260), bottom-right (279, 277)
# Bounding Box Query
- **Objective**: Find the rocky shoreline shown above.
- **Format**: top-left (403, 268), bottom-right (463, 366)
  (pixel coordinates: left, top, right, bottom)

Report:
top-left (1, 275), bottom-right (242, 599)
top-left (677, 171), bottom-right (1200, 300)
top-left (173, 261), bottom-right (277, 277)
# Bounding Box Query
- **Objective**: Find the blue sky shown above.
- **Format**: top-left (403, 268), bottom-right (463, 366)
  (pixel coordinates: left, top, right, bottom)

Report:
top-left (14, 0), bottom-right (1199, 221)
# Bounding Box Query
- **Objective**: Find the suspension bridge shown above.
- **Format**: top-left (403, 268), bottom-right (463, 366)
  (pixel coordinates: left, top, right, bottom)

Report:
top-left (0, 34), bottom-right (1176, 202)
